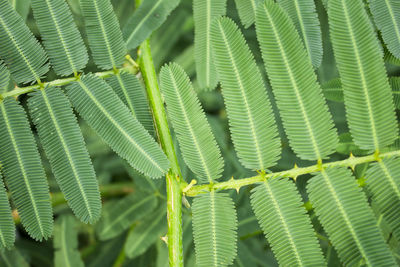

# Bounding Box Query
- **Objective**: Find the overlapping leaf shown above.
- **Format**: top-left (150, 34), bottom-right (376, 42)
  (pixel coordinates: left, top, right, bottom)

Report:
top-left (96, 192), bottom-right (157, 240)
top-left (328, 0), bottom-right (398, 151)
top-left (54, 216), bottom-right (84, 267)
top-left (277, 0), bottom-right (323, 67)
top-left (193, 0), bottom-right (226, 90)
top-left (251, 178), bottom-right (325, 266)
top-left (106, 72), bottom-right (154, 134)
top-left (256, 0), bottom-right (337, 161)
top-left (365, 158), bottom-right (400, 241)
top-left (66, 74), bottom-right (169, 178)
top-left (0, 0), bottom-right (49, 84)
top-left (0, 98), bottom-right (52, 241)
top-left (28, 87), bottom-right (101, 224)
top-left (123, 0), bottom-right (180, 50)
top-left (192, 192), bottom-right (237, 267)
top-left (233, 0), bottom-right (262, 28)
top-left (369, 0), bottom-right (400, 59)
top-left (0, 173), bottom-right (14, 250)
top-left (80, 0), bottom-right (126, 69)
top-left (160, 63), bottom-right (224, 183)
top-left (31, 0), bottom-right (88, 76)
top-left (308, 168), bottom-right (396, 266)
top-left (0, 62), bottom-right (9, 94)
top-left (211, 17), bottom-right (280, 171)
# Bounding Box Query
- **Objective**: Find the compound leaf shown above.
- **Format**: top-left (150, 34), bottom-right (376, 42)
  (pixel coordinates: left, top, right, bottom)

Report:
top-left (211, 17), bottom-right (281, 171)
top-left (0, 173), bottom-right (14, 250)
top-left (160, 63), bottom-right (224, 184)
top-left (0, 61), bottom-right (9, 94)
top-left (233, 0), bottom-right (262, 28)
top-left (0, 98), bottom-right (52, 241)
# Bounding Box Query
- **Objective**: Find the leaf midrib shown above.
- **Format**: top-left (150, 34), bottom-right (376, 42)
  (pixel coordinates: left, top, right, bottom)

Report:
top-left (378, 160), bottom-right (400, 201)
top-left (383, 0), bottom-right (400, 52)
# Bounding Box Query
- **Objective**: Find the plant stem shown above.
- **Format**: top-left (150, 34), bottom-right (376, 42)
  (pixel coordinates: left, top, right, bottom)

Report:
top-left (138, 39), bottom-right (183, 267)
top-left (184, 150), bottom-right (400, 196)
top-left (1, 59), bottom-right (138, 99)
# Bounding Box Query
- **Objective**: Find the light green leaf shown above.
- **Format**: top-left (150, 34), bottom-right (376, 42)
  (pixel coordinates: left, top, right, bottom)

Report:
top-left (96, 192), bottom-right (157, 240)
top-left (192, 191), bottom-right (237, 267)
top-left (308, 167), bottom-right (396, 266)
top-left (160, 63), bottom-right (224, 183)
top-left (369, 0), bottom-right (400, 59)
top-left (54, 215), bottom-right (84, 267)
top-left (278, 0), bottom-right (323, 67)
top-left (66, 74), bottom-right (169, 178)
top-left (0, 248), bottom-right (29, 267)
top-left (256, 0), bottom-right (338, 161)
top-left (0, 173), bottom-right (14, 250)
top-left (211, 17), bottom-right (280, 171)
top-left (123, 0), bottom-right (180, 50)
top-left (328, 0), bottom-right (398, 151)
top-left (0, 0), bottom-right (49, 84)
top-left (8, 0), bottom-right (31, 21)
top-left (233, 0), bottom-right (262, 28)
top-left (28, 87), bottom-right (101, 224)
top-left (0, 98), bottom-right (52, 241)
top-left (193, 0), bottom-right (226, 90)
top-left (251, 178), bottom-right (326, 266)
top-left (365, 158), bottom-right (400, 241)
top-left (31, 0), bottom-right (88, 76)
top-left (80, 0), bottom-right (126, 69)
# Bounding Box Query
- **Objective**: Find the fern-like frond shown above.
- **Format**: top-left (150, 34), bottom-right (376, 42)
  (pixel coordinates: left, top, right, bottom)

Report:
top-left (277, 0), bottom-right (323, 68)
top-left (369, 0), bottom-right (400, 59)
top-left (30, 0), bottom-right (88, 76)
top-left (80, 0), bottom-right (126, 69)
top-left (0, 0), bottom-right (49, 84)
top-left (233, 0), bottom-right (262, 28)
top-left (308, 167), bottom-right (396, 266)
top-left (321, 78), bottom-right (343, 102)
top-left (66, 74), bottom-right (169, 178)
top-left (96, 192), bottom-right (157, 240)
top-left (160, 63), bottom-right (224, 184)
top-left (256, 1), bottom-right (337, 161)
top-left (193, 0), bottom-right (226, 90)
top-left (123, 0), bottom-right (180, 50)
top-left (328, 0), bottom-right (398, 151)
top-left (125, 205), bottom-right (167, 259)
top-left (251, 178), bottom-right (325, 266)
top-left (54, 215), bottom-right (84, 267)
top-left (210, 17), bottom-right (280, 171)
top-left (365, 158), bottom-right (400, 241)
top-left (0, 174), bottom-right (14, 250)
top-left (0, 98), bottom-right (52, 241)
top-left (192, 191), bottom-right (237, 267)
top-left (0, 247), bottom-right (29, 267)
top-left (106, 72), bottom-right (154, 135)
top-left (0, 61), bottom-right (9, 94)
top-left (28, 87), bottom-right (101, 224)
top-left (390, 77), bottom-right (400, 109)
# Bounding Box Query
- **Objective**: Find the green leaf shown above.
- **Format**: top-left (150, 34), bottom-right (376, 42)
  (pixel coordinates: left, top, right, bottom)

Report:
top-left (192, 192), bottom-right (237, 267)
top-left (66, 74), bottom-right (169, 178)
top-left (54, 215), bottom-right (84, 267)
top-left (125, 205), bottom-right (167, 259)
top-left (28, 87), bottom-right (101, 224)
top-left (369, 0), bottom-right (400, 59)
top-left (8, 0), bottom-right (31, 21)
top-left (0, 98), bottom-right (52, 241)
top-left (80, 0), bottom-right (126, 69)
top-left (193, 0), bottom-right (226, 90)
top-left (0, 248), bottom-right (29, 267)
top-left (233, 0), bottom-right (262, 28)
top-left (210, 17), bottom-right (280, 171)
top-left (0, 173), bottom-right (14, 250)
top-left (106, 72), bottom-right (154, 135)
top-left (308, 167), bottom-right (396, 266)
top-left (96, 192), bottom-right (157, 240)
top-left (321, 78), bottom-right (343, 102)
top-left (160, 63), bottom-right (224, 183)
top-left (31, 0), bottom-right (88, 76)
top-left (256, 0), bottom-right (337, 161)
top-left (0, 61), bottom-right (9, 94)
top-left (0, 0), bottom-right (49, 84)
top-left (390, 76), bottom-right (400, 109)
top-left (365, 158), bottom-right (400, 241)
top-left (277, 0), bottom-right (323, 68)
top-left (123, 0), bottom-right (180, 50)
top-left (251, 178), bottom-right (325, 267)
top-left (328, 0), bottom-right (398, 151)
